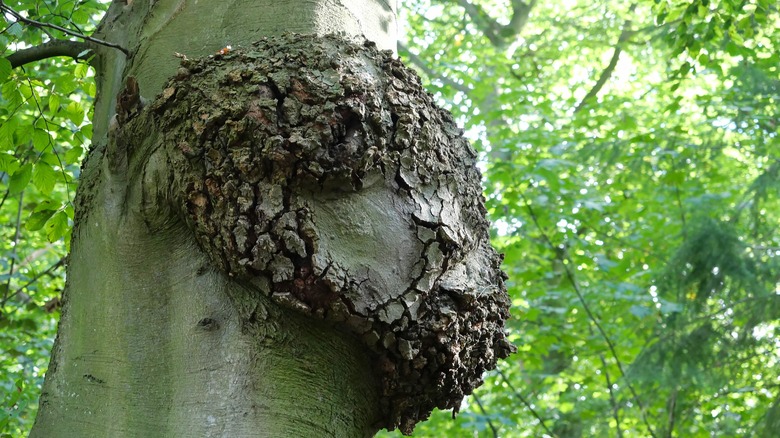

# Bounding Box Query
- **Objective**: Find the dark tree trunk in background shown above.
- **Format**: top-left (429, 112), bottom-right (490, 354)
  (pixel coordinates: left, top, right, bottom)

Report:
top-left (31, 2), bottom-right (513, 437)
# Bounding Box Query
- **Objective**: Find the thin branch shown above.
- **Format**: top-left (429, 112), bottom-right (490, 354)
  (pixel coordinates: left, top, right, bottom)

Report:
top-left (6, 39), bottom-right (94, 68)
top-left (673, 183), bottom-right (687, 240)
top-left (0, 257), bottom-right (66, 308)
top-left (497, 368), bottom-right (557, 437)
top-left (0, 1), bottom-right (129, 56)
top-left (598, 354), bottom-right (624, 438)
top-left (472, 393), bottom-right (499, 438)
top-left (664, 388), bottom-right (677, 438)
top-left (0, 188), bottom-right (8, 211)
top-left (398, 43), bottom-right (471, 94)
top-left (520, 192), bottom-right (658, 438)
top-left (574, 5), bottom-right (637, 113)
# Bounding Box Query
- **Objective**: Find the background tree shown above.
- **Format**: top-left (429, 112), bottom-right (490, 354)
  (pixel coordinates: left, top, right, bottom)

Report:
top-left (3, 0), bottom-right (780, 437)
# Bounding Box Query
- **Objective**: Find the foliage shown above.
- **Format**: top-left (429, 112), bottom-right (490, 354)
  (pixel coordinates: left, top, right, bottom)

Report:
top-left (379, 0), bottom-right (780, 436)
top-left (1, 0), bottom-right (104, 434)
top-left (2, 0), bottom-right (779, 437)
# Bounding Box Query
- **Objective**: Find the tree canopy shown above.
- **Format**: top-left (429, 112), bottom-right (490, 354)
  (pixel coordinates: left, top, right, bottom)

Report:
top-left (2, 0), bottom-right (780, 436)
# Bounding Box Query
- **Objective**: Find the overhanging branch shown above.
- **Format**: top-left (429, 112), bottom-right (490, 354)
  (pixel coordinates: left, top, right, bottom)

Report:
top-left (6, 40), bottom-right (94, 68)
top-left (0, 0), bottom-right (129, 59)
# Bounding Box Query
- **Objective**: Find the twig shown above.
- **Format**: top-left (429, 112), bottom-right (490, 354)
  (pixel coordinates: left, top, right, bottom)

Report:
top-left (497, 368), bottom-right (557, 437)
top-left (472, 393), bottom-right (499, 438)
top-left (673, 183), bottom-right (687, 240)
top-left (664, 388), bottom-right (677, 438)
top-left (0, 1), bottom-right (129, 56)
top-left (0, 188), bottom-right (8, 211)
top-left (7, 39), bottom-right (94, 68)
top-left (0, 257), bottom-right (66, 307)
top-left (598, 354), bottom-right (624, 437)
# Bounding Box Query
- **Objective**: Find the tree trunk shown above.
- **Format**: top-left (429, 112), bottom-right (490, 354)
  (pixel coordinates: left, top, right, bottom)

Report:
top-left (31, 1), bottom-right (512, 437)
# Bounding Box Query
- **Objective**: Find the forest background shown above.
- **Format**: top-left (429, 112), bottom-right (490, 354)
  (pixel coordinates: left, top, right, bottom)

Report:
top-left (1, 0), bottom-right (779, 436)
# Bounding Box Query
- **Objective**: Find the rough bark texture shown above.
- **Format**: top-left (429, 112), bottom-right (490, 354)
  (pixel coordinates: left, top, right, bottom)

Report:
top-left (114, 34), bottom-right (514, 433)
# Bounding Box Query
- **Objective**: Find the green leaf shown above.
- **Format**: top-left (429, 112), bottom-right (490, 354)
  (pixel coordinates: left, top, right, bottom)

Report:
top-left (39, 152), bottom-right (60, 167)
top-left (80, 124), bottom-right (93, 139)
top-left (49, 93), bottom-right (61, 116)
top-left (26, 209), bottom-right (57, 232)
top-left (0, 152), bottom-right (17, 173)
top-left (6, 22), bottom-right (23, 38)
top-left (65, 101), bottom-right (84, 125)
top-left (0, 58), bottom-right (11, 83)
top-left (662, 169), bottom-right (685, 185)
top-left (19, 81), bottom-right (34, 99)
top-left (9, 163), bottom-right (32, 195)
top-left (44, 211), bottom-right (69, 242)
top-left (32, 162), bottom-right (57, 194)
top-left (64, 146), bottom-right (84, 164)
top-left (0, 116), bottom-right (18, 150)
top-left (0, 80), bottom-right (24, 108)
top-left (32, 129), bottom-right (52, 152)
top-left (71, 8), bottom-right (91, 25)
top-left (85, 81), bottom-right (97, 97)
top-left (54, 75), bottom-right (78, 95)
top-left (74, 63), bottom-right (89, 79)
top-left (34, 200), bottom-right (61, 212)
top-left (1, 80), bottom-right (22, 108)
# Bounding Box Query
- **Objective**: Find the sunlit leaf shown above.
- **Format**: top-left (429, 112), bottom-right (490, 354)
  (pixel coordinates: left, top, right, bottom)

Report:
top-left (74, 63), bottom-right (89, 79)
top-left (48, 94), bottom-right (61, 116)
top-left (65, 101), bottom-right (84, 125)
